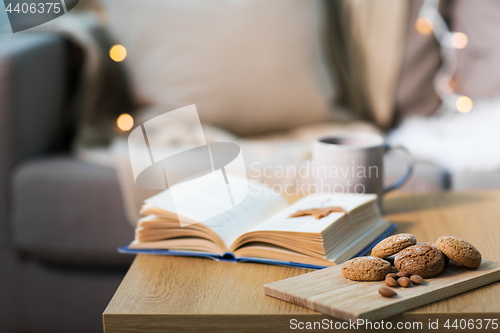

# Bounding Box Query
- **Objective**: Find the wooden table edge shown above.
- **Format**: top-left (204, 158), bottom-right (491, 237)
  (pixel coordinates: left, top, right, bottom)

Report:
top-left (103, 312), bottom-right (500, 333)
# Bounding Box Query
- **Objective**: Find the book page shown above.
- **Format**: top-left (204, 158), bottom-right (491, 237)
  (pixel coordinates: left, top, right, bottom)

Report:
top-left (145, 175), bottom-right (288, 249)
top-left (145, 170), bottom-right (234, 225)
top-left (247, 194), bottom-right (377, 234)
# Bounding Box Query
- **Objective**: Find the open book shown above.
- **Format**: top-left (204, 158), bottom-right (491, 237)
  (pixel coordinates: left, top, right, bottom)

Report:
top-left (120, 177), bottom-right (395, 269)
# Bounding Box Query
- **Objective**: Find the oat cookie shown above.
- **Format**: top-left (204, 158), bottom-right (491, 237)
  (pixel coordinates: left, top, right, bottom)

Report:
top-left (418, 242), bottom-right (449, 265)
top-left (371, 233), bottom-right (417, 258)
top-left (341, 256), bottom-right (392, 281)
top-left (436, 236), bottom-right (482, 268)
top-left (394, 244), bottom-right (445, 278)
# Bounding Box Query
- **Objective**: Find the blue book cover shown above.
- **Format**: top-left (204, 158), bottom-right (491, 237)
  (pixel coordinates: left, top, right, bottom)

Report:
top-left (118, 223), bottom-right (397, 270)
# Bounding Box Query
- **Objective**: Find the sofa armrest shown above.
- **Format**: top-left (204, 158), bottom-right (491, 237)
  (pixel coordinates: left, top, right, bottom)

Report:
top-left (0, 33), bottom-right (70, 162)
top-left (0, 33), bottom-right (70, 251)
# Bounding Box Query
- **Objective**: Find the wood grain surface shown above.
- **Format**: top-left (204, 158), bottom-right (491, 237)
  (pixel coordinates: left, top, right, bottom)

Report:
top-left (103, 192), bottom-right (500, 333)
top-left (264, 260), bottom-right (500, 321)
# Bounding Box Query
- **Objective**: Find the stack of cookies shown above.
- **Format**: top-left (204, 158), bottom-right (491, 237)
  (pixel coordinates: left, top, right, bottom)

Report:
top-left (341, 234), bottom-right (482, 297)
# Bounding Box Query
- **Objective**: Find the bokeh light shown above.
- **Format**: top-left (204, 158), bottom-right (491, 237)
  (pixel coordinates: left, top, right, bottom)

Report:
top-left (438, 77), bottom-right (455, 94)
top-left (416, 17), bottom-right (433, 34)
top-left (117, 113), bottom-right (134, 131)
top-left (110, 44), bottom-right (127, 62)
top-left (450, 32), bottom-right (468, 49)
top-left (456, 96), bottom-right (473, 113)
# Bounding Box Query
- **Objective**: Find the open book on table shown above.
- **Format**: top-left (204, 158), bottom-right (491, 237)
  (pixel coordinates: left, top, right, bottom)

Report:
top-left (120, 176), bottom-right (395, 269)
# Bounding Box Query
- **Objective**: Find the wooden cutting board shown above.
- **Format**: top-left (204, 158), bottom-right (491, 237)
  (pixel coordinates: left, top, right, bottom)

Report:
top-left (264, 260), bottom-right (500, 321)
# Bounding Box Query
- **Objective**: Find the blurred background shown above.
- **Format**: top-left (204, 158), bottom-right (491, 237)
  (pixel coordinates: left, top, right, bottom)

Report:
top-left (1, 0), bottom-right (500, 332)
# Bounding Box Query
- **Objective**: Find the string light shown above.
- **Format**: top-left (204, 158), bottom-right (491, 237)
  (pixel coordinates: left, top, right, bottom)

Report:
top-left (117, 113), bottom-right (134, 131)
top-left (456, 96), bottom-right (473, 113)
top-left (450, 32), bottom-right (468, 49)
top-left (110, 44), bottom-right (127, 62)
top-left (417, 0), bottom-right (472, 114)
top-left (416, 17), bottom-right (433, 34)
top-left (438, 77), bottom-right (455, 94)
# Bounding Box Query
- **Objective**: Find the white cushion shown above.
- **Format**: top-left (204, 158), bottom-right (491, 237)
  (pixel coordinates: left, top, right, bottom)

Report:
top-left (102, 0), bottom-right (337, 135)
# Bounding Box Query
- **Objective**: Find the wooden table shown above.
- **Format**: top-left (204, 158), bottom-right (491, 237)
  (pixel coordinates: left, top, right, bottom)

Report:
top-left (103, 192), bottom-right (500, 332)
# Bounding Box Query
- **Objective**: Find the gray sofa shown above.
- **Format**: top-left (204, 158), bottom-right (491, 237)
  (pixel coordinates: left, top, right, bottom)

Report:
top-left (0, 34), bottom-right (133, 333)
top-left (0, 33), bottom-right (496, 333)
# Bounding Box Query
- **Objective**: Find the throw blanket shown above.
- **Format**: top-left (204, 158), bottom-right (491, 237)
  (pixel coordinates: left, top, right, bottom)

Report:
top-left (389, 97), bottom-right (500, 173)
top-left (30, 12), bottom-right (134, 149)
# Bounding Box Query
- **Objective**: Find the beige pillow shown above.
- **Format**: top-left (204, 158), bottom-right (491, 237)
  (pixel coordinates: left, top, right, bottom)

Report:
top-left (102, 0), bottom-right (338, 135)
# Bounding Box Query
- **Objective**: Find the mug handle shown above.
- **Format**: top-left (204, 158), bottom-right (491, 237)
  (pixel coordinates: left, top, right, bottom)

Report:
top-left (383, 143), bottom-right (414, 194)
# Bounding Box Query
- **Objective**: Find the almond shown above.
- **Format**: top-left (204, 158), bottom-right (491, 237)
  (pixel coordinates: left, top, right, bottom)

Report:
top-left (410, 275), bottom-right (424, 284)
top-left (385, 277), bottom-right (399, 287)
top-left (379, 287), bottom-right (397, 297)
top-left (397, 271), bottom-right (411, 278)
top-left (386, 273), bottom-right (398, 280)
top-left (398, 277), bottom-right (411, 287)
